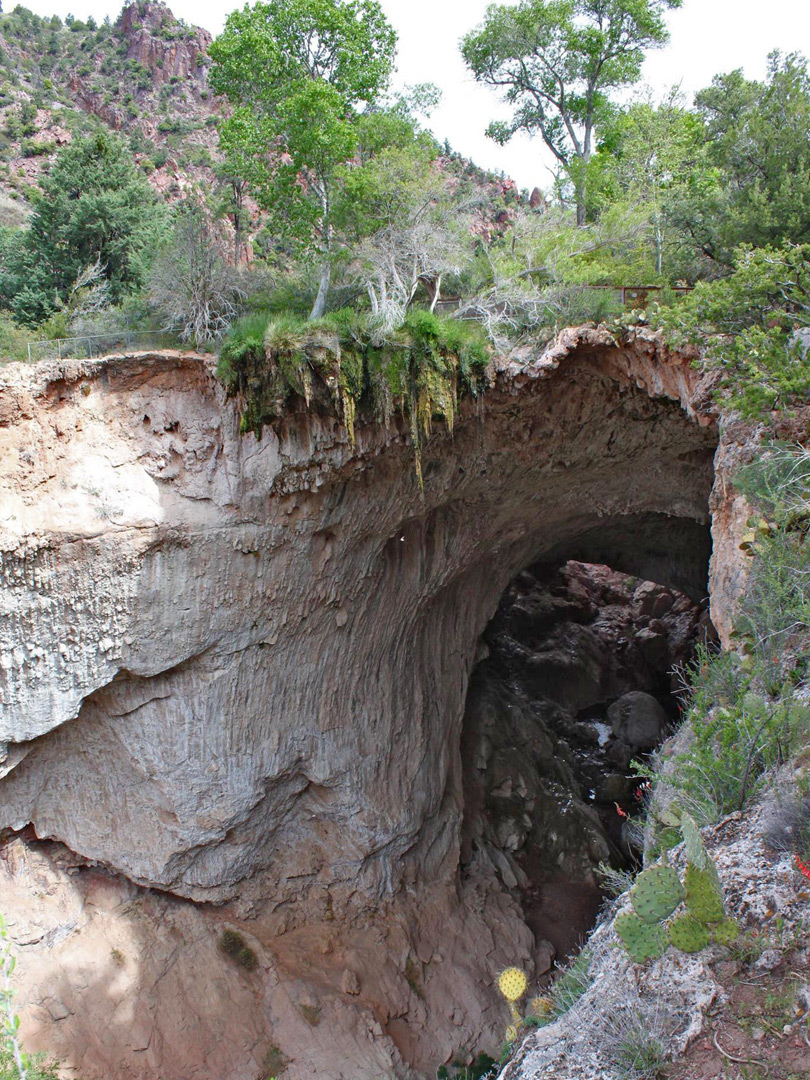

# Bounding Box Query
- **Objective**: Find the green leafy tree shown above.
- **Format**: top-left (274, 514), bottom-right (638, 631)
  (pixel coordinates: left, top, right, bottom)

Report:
top-left (0, 134), bottom-right (168, 327)
top-left (29, 132), bottom-right (168, 304)
top-left (209, 0), bottom-right (397, 318)
top-left (0, 228), bottom-right (58, 326)
top-left (461, 0), bottom-right (682, 225)
top-left (685, 52), bottom-right (810, 262)
top-left (588, 91), bottom-right (708, 277)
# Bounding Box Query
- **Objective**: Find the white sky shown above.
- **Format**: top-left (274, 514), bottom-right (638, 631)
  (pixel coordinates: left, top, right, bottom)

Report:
top-left (19, 0), bottom-right (810, 189)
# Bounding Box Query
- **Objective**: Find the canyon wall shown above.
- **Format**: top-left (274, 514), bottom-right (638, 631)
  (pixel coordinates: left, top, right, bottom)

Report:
top-left (0, 328), bottom-right (745, 1078)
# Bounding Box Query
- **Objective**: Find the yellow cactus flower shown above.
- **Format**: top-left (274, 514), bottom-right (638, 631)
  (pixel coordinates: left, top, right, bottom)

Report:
top-left (498, 967), bottom-right (527, 1001)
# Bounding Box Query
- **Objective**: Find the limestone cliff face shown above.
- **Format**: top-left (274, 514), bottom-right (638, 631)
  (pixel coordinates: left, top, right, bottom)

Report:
top-left (0, 328), bottom-right (746, 1078)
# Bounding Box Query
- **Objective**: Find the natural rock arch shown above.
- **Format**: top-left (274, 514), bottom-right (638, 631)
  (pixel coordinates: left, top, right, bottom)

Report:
top-left (0, 328), bottom-right (718, 904)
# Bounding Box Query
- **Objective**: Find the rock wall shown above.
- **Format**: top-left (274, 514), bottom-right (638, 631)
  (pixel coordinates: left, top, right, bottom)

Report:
top-left (0, 330), bottom-right (719, 901)
top-left (0, 327), bottom-right (737, 1077)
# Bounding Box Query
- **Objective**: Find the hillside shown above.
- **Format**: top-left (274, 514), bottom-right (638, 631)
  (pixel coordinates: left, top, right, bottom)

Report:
top-left (0, 1), bottom-right (218, 224)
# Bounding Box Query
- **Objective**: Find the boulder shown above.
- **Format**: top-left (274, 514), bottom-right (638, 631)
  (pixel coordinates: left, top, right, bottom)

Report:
top-left (608, 691), bottom-right (668, 751)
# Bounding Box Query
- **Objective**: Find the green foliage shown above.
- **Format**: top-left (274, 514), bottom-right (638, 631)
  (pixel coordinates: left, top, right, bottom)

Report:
top-left (0, 1047), bottom-right (61, 1080)
top-left (0, 313), bottom-right (31, 362)
top-left (664, 683), bottom-right (806, 821)
top-left (658, 243), bottom-right (810, 418)
top-left (219, 309), bottom-right (490, 475)
top-left (0, 133), bottom-right (168, 326)
top-left (609, 1021), bottom-right (667, 1080)
top-left (210, 0), bottom-right (397, 316)
top-left (690, 52), bottom-right (810, 260)
top-left (461, 0), bottom-right (682, 222)
top-left (547, 948), bottom-right (594, 1016)
top-left (219, 929), bottom-right (258, 971)
top-left (587, 90), bottom-right (709, 275)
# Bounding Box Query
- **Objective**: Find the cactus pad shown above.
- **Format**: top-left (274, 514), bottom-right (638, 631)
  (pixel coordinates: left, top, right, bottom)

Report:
top-left (615, 911), bottom-right (668, 963)
top-left (656, 827), bottom-right (683, 853)
top-left (498, 967), bottom-right (527, 1001)
top-left (668, 913), bottom-right (711, 953)
top-left (680, 813), bottom-right (710, 869)
top-left (631, 864), bottom-right (685, 924)
top-left (685, 862), bottom-right (725, 924)
top-left (712, 917), bottom-right (740, 946)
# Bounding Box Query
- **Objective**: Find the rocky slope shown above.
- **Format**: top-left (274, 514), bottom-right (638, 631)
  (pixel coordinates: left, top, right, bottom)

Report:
top-left (0, 326), bottom-right (750, 1078)
top-left (0, 2), bottom-right (217, 219)
top-left (503, 792), bottom-right (810, 1080)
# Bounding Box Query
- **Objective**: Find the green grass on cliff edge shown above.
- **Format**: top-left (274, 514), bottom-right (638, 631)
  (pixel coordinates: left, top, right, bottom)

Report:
top-left (217, 308), bottom-right (491, 480)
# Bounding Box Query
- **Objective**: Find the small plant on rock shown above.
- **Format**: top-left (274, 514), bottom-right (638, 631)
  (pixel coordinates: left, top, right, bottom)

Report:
top-left (497, 966), bottom-right (527, 1040)
top-left (218, 928), bottom-right (258, 971)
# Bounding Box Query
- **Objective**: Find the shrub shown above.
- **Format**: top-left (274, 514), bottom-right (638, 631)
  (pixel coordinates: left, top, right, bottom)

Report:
top-left (20, 138), bottom-right (54, 157)
top-left (218, 929), bottom-right (257, 971)
top-left (657, 244), bottom-right (810, 419)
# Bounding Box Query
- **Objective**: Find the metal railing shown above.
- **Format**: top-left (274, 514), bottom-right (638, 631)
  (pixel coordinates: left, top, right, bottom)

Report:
top-left (26, 328), bottom-right (184, 364)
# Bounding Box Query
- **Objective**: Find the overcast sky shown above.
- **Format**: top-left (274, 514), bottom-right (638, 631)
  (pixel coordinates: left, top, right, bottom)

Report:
top-left (20, 0), bottom-right (810, 189)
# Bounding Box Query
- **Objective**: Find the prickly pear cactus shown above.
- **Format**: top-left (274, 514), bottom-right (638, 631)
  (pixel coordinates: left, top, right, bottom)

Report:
top-left (668, 913), bottom-right (711, 953)
top-left (680, 812), bottom-right (710, 869)
top-left (656, 826), bottom-right (683, 852)
top-left (615, 911), bottom-right (668, 964)
top-left (685, 862), bottom-right (725, 924)
top-left (712, 917), bottom-right (740, 946)
top-left (497, 967), bottom-right (527, 1002)
top-left (631, 864), bottom-right (685, 924)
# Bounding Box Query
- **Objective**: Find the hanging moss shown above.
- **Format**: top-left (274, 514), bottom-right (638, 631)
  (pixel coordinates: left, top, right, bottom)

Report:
top-left (217, 308), bottom-right (492, 476)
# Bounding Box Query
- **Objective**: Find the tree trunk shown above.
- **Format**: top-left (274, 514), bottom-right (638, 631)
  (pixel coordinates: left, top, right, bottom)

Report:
top-left (309, 260), bottom-right (331, 319)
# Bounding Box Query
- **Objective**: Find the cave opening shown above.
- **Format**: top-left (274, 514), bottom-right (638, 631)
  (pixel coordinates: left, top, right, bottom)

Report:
top-left (459, 553), bottom-right (716, 979)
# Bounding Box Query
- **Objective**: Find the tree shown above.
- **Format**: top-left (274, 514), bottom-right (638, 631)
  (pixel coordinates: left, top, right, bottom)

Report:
top-left (29, 133), bottom-right (167, 305)
top-left (685, 52), bottom-right (810, 262)
top-left (588, 90), bottom-right (707, 277)
top-left (209, 0), bottom-right (397, 318)
top-left (149, 202), bottom-right (246, 345)
top-left (461, 0), bottom-right (682, 225)
top-left (338, 146), bottom-right (471, 328)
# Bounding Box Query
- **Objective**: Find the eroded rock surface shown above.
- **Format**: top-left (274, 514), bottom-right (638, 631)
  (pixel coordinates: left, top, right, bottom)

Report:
top-left (0, 327), bottom-right (736, 1077)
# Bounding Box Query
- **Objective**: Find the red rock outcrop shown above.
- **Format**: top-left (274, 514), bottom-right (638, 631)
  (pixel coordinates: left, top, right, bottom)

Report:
top-left (119, 1), bottom-right (211, 87)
